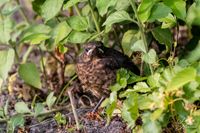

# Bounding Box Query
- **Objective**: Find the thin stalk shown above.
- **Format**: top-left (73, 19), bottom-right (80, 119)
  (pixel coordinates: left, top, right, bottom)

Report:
top-left (56, 75), bottom-right (78, 105)
top-left (22, 45), bottom-right (33, 63)
top-left (16, 0), bottom-right (31, 24)
top-left (88, 0), bottom-right (101, 33)
top-left (74, 4), bottom-right (82, 16)
top-left (39, 47), bottom-right (48, 88)
top-left (129, 0), bottom-right (153, 74)
top-left (129, 0), bottom-right (148, 52)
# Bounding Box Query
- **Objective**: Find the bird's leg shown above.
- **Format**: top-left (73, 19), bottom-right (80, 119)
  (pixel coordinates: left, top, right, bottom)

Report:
top-left (67, 87), bottom-right (80, 130)
top-left (92, 96), bottom-right (105, 113)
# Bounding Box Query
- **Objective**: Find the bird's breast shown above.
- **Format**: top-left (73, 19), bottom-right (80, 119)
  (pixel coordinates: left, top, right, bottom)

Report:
top-left (76, 59), bottom-right (116, 98)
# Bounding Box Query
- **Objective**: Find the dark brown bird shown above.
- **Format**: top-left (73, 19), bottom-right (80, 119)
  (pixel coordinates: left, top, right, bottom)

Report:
top-left (76, 42), bottom-right (139, 99)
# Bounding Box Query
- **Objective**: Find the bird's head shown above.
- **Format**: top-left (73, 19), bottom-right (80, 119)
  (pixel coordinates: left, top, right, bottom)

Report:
top-left (80, 42), bottom-right (104, 63)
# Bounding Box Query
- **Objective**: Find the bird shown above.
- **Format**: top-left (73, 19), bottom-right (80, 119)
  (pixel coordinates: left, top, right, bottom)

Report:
top-left (76, 41), bottom-right (140, 99)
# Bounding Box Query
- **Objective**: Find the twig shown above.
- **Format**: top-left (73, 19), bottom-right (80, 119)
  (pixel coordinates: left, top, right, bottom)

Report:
top-left (68, 88), bottom-right (80, 130)
top-left (92, 97), bottom-right (105, 113)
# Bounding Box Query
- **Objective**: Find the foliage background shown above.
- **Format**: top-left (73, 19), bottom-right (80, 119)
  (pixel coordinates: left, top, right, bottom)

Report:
top-left (0, 0), bottom-right (200, 132)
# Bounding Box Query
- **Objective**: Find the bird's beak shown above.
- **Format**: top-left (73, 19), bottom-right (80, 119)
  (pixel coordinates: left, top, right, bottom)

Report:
top-left (86, 49), bottom-right (93, 56)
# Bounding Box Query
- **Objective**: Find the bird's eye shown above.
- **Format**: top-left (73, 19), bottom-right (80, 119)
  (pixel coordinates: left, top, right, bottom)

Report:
top-left (85, 48), bottom-right (90, 52)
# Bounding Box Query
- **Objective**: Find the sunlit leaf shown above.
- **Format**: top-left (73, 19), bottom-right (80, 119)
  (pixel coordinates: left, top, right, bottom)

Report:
top-left (122, 30), bottom-right (138, 57)
top-left (67, 16), bottom-right (88, 31)
top-left (131, 39), bottom-right (147, 53)
top-left (66, 31), bottom-right (91, 43)
top-left (138, 0), bottom-right (156, 22)
top-left (164, 0), bottom-right (186, 20)
top-left (142, 49), bottom-right (157, 64)
top-left (41, 0), bottom-right (63, 21)
top-left (53, 21), bottom-right (72, 45)
top-left (0, 49), bottom-right (15, 80)
top-left (21, 33), bottom-right (50, 45)
top-left (0, 17), bottom-right (13, 44)
top-left (96, 0), bottom-right (117, 16)
top-left (103, 10), bottom-right (133, 27)
top-left (167, 67), bottom-right (196, 91)
top-left (15, 102), bottom-right (31, 114)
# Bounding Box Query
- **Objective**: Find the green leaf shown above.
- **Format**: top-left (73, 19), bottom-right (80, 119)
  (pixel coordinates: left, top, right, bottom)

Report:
top-left (164, 0), bottom-right (186, 20)
top-left (103, 10), bottom-right (133, 27)
top-left (138, 0), bottom-right (156, 22)
top-left (133, 82), bottom-right (151, 93)
top-left (151, 27), bottom-right (172, 49)
top-left (54, 112), bottom-right (66, 125)
top-left (138, 95), bottom-right (153, 110)
top-left (142, 49), bottom-right (157, 64)
top-left (122, 93), bottom-right (138, 128)
top-left (115, 0), bottom-right (130, 11)
top-left (143, 119), bottom-right (161, 133)
top-left (131, 39), bottom-right (147, 53)
top-left (0, 17), bottom-right (13, 44)
top-left (9, 114), bottom-right (24, 131)
top-left (150, 109), bottom-right (164, 121)
top-left (186, 3), bottom-right (200, 26)
top-left (21, 24), bottom-right (51, 41)
top-left (148, 3), bottom-right (172, 22)
top-left (122, 30), bottom-right (138, 57)
top-left (147, 73), bottom-right (160, 88)
top-left (23, 24), bottom-right (51, 35)
top-left (53, 21), bottom-right (72, 45)
top-left (110, 83), bottom-right (122, 92)
top-left (66, 31), bottom-right (91, 43)
top-left (32, 0), bottom-right (45, 15)
top-left (167, 67), bottom-right (197, 91)
top-left (185, 42), bottom-right (200, 63)
top-left (19, 63), bottom-right (42, 89)
top-left (34, 103), bottom-right (44, 116)
top-left (1, 3), bottom-right (20, 16)
top-left (46, 92), bottom-right (56, 109)
top-left (21, 33), bottom-right (50, 45)
top-left (63, 0), bottom-right (79, 9)
top-left (0, 0), bottom-right (9, 6)
top-left (159, 14), bottom-right (176, 28)
top-left (0, 49), bottom-right (15, 80)
top-left (64, 64), bottom-right (76, 77)
top-left (67, 16), bottom-right (88, 31)
top-left (41, 0), bottom-right (63, 21)
top-left (96, 0), bottom-right (117, 16)
top-left (15, 102), bottom-right (31, 114)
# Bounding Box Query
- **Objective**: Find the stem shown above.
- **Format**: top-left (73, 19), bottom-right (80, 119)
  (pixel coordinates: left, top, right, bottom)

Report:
top-left (129, 0), bottom-right (148, 52)
top-left (74, 4), bottom-right (82, 16)
top-left (56, 75), bottom-right (78, 104)
top-left (39, 47), bottom-right (48, 89)
top-left (16, 0), bottom-right (31, 24)
top-left (22, 45), bottom-right (33, 63)
top-left (88, 0), bottom-right (101, 33)
top-left (129, 0), bottom-right (154, 74)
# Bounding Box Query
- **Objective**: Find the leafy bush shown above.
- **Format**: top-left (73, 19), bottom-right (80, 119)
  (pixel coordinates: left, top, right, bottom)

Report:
top-left (0, 0), bottom-right (200, 132)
